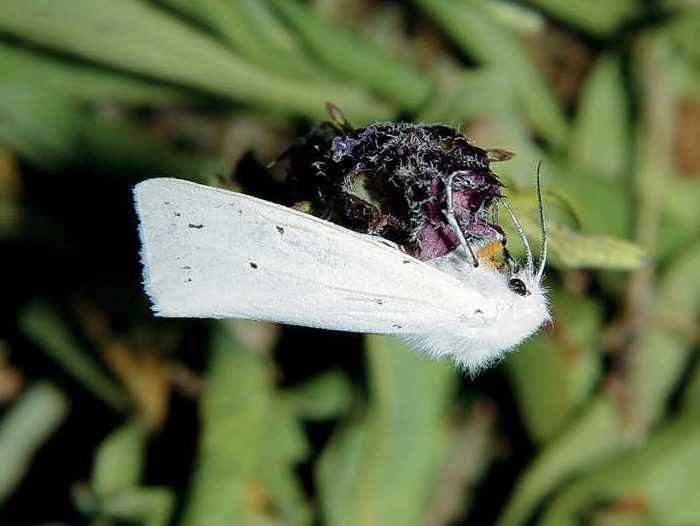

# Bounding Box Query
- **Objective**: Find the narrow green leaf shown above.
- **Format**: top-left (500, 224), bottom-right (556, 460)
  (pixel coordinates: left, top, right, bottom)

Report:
top-left (0, 81), bottom-right (82, 170)
top-left (0, 78), bottom-right (219, 177)
top-left (416, 69), bottom-right (514, 124)
top-left (0, 42), bottom-right (186, 105)
top-left (92, 423), bottom-right (149, 497)
top-left (668, 9), bottom-right (700, 61)
top-left (160, 0), bottom-right (325, 79)
top-left (661, 177), bottom-right (700, 231)
top-left (497, 251), bottom-right (697, 526)
top-left (544, 165), bottom-right (635, 240)
top-left (0, 0), bottom-right (391, 124)
top-left (546, 224), bottom-right (648, 270)
top-left (495, 395), bottom-right (629, 526)
top-left (317, 336), bottom-right (457, 526)
top-left (506, 291), bottom-right (603, 444)
top-left (19, 303), bottom-right (130, 412)
top-left (282, 371), bottom-right (353, 421)
top-left (502, 190), bottom-right (644, 270)
top-left (569, 54), bottom-right (631, 181)
top-left (412, 0), bottom-right (568, 147)
top-left (98, 487), bottom-right (175, 526)
top-left (631, 33), bottom-right (677, 257)
top-left (524, 0), bottom-right (641, 37)
top-left (268, 0), bottom-right (433, 112)
top-left (0, 382), bottom-right (69, 505)
top-left (654, 240), bottom-right (700, 324)
top-left (179, 326), bottom-right (311, 526)
top-left (539, 414), bottom-right (700, 526)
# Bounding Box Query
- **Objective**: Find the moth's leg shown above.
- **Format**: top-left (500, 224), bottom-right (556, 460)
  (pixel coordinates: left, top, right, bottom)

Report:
top-left (445, 173), bottom-right (479, 268)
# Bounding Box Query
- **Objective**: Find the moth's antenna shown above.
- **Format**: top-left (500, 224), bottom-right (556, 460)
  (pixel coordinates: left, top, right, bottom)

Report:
top-left (501, 199), bottom-right (533, 275)
top-left (445, 173), bottom-right (478, 268)
top-left (535, 161), bottom-right (547, 283)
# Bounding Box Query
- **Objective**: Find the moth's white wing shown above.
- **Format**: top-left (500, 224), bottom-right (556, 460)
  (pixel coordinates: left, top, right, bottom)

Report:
top-left (134, 178), bottom-right (493, 334)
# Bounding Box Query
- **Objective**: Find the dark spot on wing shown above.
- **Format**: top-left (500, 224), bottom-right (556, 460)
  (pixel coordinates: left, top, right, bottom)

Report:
top-left (188, 223), bottom-right (204, 229)
top-left (249, 262), bottom-right (258, 269)
top-left (276, 226), bottom-right (285, 235)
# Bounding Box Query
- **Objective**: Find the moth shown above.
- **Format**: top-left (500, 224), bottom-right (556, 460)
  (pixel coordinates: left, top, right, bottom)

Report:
top-left (134, 113), bottom-right (549, 372)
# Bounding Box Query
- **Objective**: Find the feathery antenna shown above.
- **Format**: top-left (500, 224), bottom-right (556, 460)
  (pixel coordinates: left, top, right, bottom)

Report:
top-left (535, 161), bottom-right (547, 283)
top-left (502, 199), bottom-right (534, 275)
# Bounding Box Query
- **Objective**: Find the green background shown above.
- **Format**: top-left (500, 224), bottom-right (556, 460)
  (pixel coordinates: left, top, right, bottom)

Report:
top-left (0, 1), bottom-right (699, 525)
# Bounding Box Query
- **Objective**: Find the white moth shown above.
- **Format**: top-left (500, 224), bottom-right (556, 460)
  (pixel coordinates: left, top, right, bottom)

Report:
top-left (134, 177), bottom-right (549, 372)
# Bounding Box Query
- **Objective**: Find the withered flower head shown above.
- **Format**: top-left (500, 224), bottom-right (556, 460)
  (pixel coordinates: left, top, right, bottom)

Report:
top-left (280, 108), bottom-right (514, 266)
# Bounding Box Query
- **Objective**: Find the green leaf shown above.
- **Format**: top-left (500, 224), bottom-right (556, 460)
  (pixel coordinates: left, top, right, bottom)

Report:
top-left (0, 41), bottom-right (186, 105)
top-left (0, 77), bottom-right (219, 176)
top-left (546, 166), bottom-right (635, 239)
top-left (317, 336), bottom-right (458, 526)
top-left (159, 0), bottom-right (326, 79)
top-left (546, 224), bottom-right (648, 270)
top-left (538, 414), bottom-right (700, 526)
top-left (654, 240), bottom-right (700, 324)
top-left (569, 54), bottom-right (631, 181)
top-left (497, 248), bottom-right (698, 526)
top-left (524, 0), bottom-right (641, 37)
top-left (95, 487), bottom-right (175, 526)
top-left (0, 80), bottom-right (82, 170)
top-left (0, 382), bottom-right (69, 505)
top-left (268, 0), bottom-right (433, 111)
top-left (79, 424), bottom-right (175, 526)
top-left (19, 303), bottom-right (130, 412)
top-left (92, 423), bottom-right (149, 497)
top-left (495, 394), bottom-right (629, 526)
top-left (661, 177), bottom-right (700, 231)
top-left (282, 371), bottom-right (353, 421)
top-left (412, 0), bottom-right (568, 148)
top-left (506, 290), bottom-right (603, 444)
top-left (0, 0), bottom-right (391, 124)
top-left (668, 9), bottom-right (700, 61)
top-left (501, 192), bottom-right (645, 270)
top-left (179, 326), bottom-right (311, 526)
top-left (416, 69), bottom-right (515, 124)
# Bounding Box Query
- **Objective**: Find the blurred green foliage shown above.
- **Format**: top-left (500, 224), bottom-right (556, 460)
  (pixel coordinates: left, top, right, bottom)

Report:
top-left (0, 0), bottom-right (698, 525)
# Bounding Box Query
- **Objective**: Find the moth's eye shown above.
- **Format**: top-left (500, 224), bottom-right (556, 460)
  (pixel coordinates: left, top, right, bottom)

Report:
top-left (508, 278), bottom-right (529, 296)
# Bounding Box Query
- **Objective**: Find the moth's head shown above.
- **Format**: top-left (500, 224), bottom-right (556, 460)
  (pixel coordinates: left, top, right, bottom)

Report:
top-left (436, 262), bottom-right (550, 374)
top-left (413, 258), bottom-right (550, 375)
top-left (489, 160), bottom-right (548, 297)
top-left (504, 247), bottom-right (536, 297)
top-left (446, 163), bottom-right (550, 373)
top-left (475, 240), bottom-right (533, 297)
